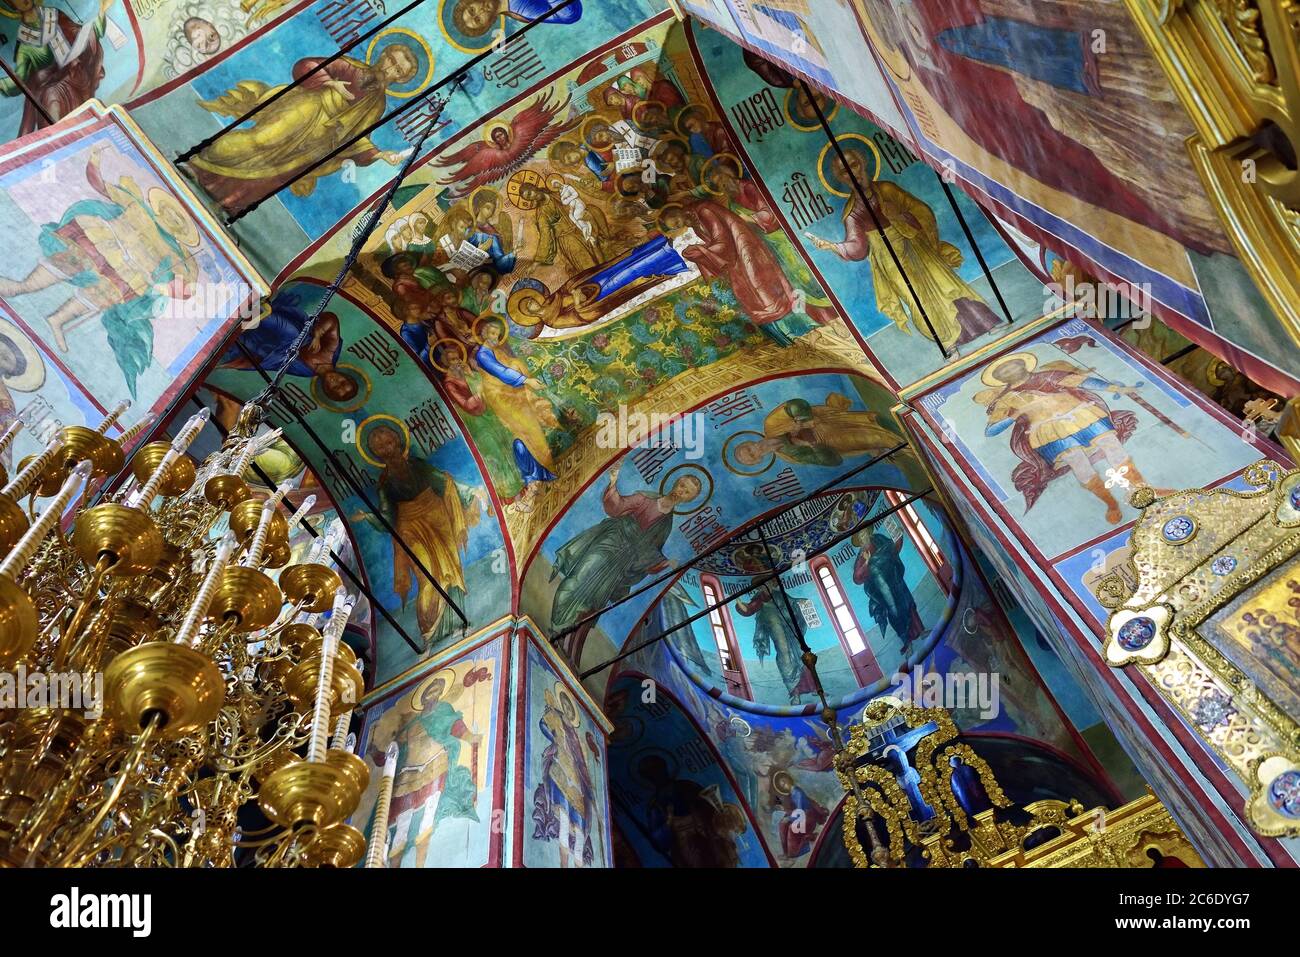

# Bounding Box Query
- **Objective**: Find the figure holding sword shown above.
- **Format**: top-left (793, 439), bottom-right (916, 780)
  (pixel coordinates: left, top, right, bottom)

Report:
top-left (972, 347), bottom-right (1175, 524)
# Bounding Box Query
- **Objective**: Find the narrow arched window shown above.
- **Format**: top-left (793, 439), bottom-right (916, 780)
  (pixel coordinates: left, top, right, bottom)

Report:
top-left (700, 574), bottom-right (752, 698)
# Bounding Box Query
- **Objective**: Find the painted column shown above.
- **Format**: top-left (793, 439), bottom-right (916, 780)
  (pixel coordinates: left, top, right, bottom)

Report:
top-left (350, 618), bottom-right (613, 868)
top-left (897, 313), bottom-right (1295, 866)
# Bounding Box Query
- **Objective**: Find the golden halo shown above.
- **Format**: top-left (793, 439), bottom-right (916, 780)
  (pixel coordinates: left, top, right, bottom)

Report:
top-left (470, 184), bottom-right (503, 211)
top-left (655, 203), bottom-right (689, 236)
top-left (980, 351), bottom-right (1038, 387)
top-left (0, 317), bottom-right (45, 393)
top-left (410, 667), bottom-right (456, 711)
top-left (650, 136), bottom-right (688, 166)
top-left (784, 86), bottom-right (838, 132)
top-left (722, 430), bottom-right (774, 476)
top-left (817, 133), bottom-right (883, 198)
top-left (147, 188), bottom-right (201, 248)
top-left (356, 414), bottom-right (410, 467)
top-left (506, 168), bottom-right (546, 210)
top-left (700, 153), bottom-right (742, 197)
top-left (674, 104), bottom-right (713, 137)
top-left (429, 337), bottom-right (468, 373)
top-left (659, 463), bottom-right (713, 516)
top-left (772, 769), bottom-right (795, 796)
top-left (581, 116), bottom-right (615, 150)
top-left (555, 686), bottom-right (580, 727)
top-left (481, 121), bottom-right (512, 144)
top-left (631, 99), bottom-right (668, 130)
top-left (505, 286), bottom-right (546, 326)
top-left (472, 313), bottom-right (509, 345)
top-left (367, 27), bottom-right (435, 98)
top-left (310, 362), bottom-right (370, 413)
top-left (437, 0), bottom-right (505, 54)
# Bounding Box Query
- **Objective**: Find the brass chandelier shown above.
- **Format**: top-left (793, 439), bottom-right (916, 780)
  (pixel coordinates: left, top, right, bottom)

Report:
top-left (0, 400), bottom-right (377, 868)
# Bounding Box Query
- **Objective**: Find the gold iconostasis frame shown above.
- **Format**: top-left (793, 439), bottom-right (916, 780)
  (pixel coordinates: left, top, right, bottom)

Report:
top-left (834, 697), bottom-right (1201, 867)
top-left (1123, 0), bottom-right (1300, 348)
top-left (1100, 462), bottom-right (1300, 837)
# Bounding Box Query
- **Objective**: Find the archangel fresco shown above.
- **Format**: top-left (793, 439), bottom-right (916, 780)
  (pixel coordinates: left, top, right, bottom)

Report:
top-left (914, 319), bottom-right (1271, 561)
top-left (352, 636), bottom-right (505, 868)
top-left (0, 100), bottom-right (261, 457)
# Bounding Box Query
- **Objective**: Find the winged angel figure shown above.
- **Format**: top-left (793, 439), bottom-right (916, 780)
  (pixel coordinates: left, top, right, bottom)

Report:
top-left (434, 90), bottom-right (580, 197)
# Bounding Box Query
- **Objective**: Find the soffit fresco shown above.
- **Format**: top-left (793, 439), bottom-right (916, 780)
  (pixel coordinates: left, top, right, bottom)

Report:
top-left (5, 2), bottom-right (1265, 699)
top-left (140, 8), bottom-right (1065, 686)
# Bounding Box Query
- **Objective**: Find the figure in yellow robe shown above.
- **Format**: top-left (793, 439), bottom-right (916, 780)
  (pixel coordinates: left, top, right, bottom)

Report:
top-left (363, 424), bottom-right (479, 646)
top-left (519, 181), bottom-right (600, 271)
top-left (188, 44), bottom-right (419, 209)
top-left (808, 149), bottom-right (1001, 350)
top-left (732, 392), bottom-right (900, 470)
top-left (467, 318), bottom-right (558, 510)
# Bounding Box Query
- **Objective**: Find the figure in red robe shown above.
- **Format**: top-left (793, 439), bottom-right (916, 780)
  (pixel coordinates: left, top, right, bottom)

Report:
top-left (872, 0), bottom-right (1200, 248)
top-left (661, 201), bottom-right (836, 338)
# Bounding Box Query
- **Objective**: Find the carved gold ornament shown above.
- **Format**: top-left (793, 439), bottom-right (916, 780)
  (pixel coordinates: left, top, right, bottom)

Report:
top-left (1125, 0), bottom-right (1300, 344)
top-left (1103, 460), bottom-right (1300, 837)
top-left (835, 697), bottom-right (1200, 866)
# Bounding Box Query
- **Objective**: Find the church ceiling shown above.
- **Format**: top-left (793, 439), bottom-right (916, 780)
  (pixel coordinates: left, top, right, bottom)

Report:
top-left (7, 1), bottom-right (1284, 710)
top-left (681, 0), bottom-right (1300, 396)
top-left (161, 7), bottom-right (1058, 685)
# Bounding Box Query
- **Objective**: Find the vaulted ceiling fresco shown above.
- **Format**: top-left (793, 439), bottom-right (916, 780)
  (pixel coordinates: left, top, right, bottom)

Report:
top-left (168, 9), bottom-right (1061, 691)
top-left (681, 0), bottom-right (1300, 396)
top-left (2, 0), bottom-right (1296, 869)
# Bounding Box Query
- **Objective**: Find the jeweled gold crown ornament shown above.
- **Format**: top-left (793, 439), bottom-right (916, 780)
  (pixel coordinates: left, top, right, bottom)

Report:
top-left (1101, 460), bottom-right (1300, 838)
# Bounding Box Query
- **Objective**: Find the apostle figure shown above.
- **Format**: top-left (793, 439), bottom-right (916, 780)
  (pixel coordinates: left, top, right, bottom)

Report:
top-left (852, 528), bottom-right (925, 655)
top-left (771, 769), bottom-right (829, 858)
top-left (379, 676), bottom-right (482, 868)
top-left (449, 0), bottom-right (583, 37)
top-left (549, 460), bottom-right (701, 656)
top-left (221, 296), bottom-right (359, 405)
top-left (533, 685), bottom-right (598, 867)
top-left (471, 317), bottom-right (558, 510)
top-left (660, 202), bottom-right (835, 344)
top-left (0, 0), bottom-right (111, 135)
top-left (731, 393), bottom-right (899, 470)
top-left (188, 44), bottom-right (419, 209)
top-left (361, 424), bottom-right (478, 646)
top-left (639, 755), bottom-right (746, 867)
top-left (735, 581), bottom-right (817, 704)
top-left (807, 149), bottom-right (1001, 350)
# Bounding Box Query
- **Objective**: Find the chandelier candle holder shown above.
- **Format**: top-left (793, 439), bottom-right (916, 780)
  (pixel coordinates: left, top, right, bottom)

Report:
top-left (365, 743), bottom-right (400, 869)
top-left (0, 437), bottom-right (64, 553)
top-left (0, 421), bottom-right (22, 488)
top-left (259, 588), bottom-right (368, 845)
top-left (0, 402), bottom-right (375, 868)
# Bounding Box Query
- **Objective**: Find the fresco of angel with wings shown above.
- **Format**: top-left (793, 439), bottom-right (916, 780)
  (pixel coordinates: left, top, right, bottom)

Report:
top-left (434, 90), bottom-right (581, 198)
